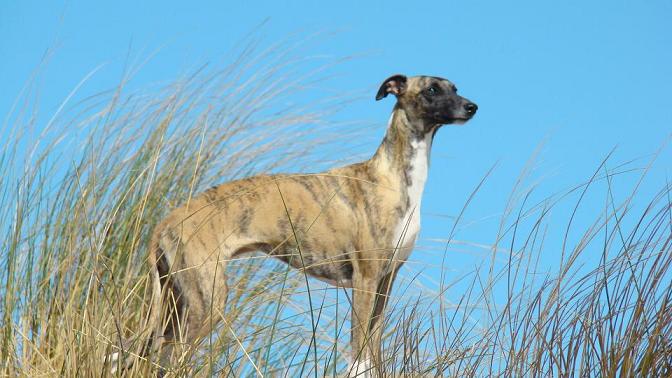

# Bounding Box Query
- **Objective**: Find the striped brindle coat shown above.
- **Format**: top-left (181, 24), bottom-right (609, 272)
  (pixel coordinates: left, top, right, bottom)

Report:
top-left (147, 74), bottom-right (477, 376)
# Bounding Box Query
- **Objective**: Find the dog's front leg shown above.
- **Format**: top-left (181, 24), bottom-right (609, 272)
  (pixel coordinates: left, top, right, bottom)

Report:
top-left (349, 267), bottom-right (399, 377)
top-left (350, 273), bottom-right (378, 377)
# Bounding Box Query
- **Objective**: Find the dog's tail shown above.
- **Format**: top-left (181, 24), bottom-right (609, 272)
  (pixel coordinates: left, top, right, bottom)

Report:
top-left (147, 230), bottom-right (165, 346)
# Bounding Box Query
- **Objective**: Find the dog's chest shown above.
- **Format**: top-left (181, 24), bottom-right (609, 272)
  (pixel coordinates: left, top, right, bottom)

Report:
top-left (390, 135), bottom-right (430, 261)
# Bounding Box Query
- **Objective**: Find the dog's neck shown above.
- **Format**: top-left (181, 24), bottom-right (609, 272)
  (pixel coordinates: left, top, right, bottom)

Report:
top-left (371, 105), bottom-right (437, 196)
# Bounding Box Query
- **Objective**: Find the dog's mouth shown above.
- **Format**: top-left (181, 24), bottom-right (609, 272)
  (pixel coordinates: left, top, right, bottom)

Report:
top-left (450, 118), bottom-right (469, 125)
top-left (432, 113), bottom-right (471, 125)
top-left (445, 114), bottom-right (474, 125)
top-left (446, 119), bottom-right (471, 126)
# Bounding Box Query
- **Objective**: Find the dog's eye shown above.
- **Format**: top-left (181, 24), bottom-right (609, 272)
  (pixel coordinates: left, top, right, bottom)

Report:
top-left (426, 86), bottom-right (438, 96)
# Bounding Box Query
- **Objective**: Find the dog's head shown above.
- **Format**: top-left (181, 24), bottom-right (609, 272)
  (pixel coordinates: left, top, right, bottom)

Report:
top-left (376, 74), bottom-right (477, 128)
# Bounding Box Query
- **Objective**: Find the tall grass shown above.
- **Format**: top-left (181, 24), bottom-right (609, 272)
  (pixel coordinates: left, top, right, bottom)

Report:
top-left (1, 41), bottom-right (670, 377)
top-left (0, 40), bottom-right (356, 376)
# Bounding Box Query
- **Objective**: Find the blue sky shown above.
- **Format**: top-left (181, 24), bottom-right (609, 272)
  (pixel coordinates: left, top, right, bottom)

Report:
top-left (2, 1), bottom-right (671, 292)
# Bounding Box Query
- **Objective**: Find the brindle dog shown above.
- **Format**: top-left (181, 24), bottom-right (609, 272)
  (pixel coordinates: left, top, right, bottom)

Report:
top-left (140, 74), bottom-right (476, 376)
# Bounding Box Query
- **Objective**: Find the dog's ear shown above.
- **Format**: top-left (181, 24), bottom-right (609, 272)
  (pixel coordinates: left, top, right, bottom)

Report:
top-left (375, 74), bottom-right (407, 101)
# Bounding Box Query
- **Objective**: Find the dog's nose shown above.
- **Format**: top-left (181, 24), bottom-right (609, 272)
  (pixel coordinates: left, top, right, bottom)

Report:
top-left (464, 102), bottom-right (478, 115)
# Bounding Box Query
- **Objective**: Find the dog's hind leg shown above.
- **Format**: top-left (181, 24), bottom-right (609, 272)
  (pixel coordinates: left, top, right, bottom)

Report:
top-left (152, 232), bottom-right (231, 373)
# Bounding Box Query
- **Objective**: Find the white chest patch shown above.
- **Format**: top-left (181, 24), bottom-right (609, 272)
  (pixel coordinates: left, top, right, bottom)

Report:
top-left (391, 133), bottom-right (431, 264)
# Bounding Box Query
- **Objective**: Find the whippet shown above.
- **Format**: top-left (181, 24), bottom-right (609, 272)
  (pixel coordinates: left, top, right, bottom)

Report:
top-left (142, 74), bottom-right (477, 376)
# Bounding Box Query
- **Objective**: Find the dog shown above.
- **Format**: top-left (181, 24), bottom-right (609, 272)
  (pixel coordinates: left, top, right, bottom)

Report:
top-left (139, 74), bottom-right (477, 376)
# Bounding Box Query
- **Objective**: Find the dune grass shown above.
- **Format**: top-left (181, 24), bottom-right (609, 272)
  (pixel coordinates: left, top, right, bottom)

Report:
top-left (1, 42), bottom-right (671, 377)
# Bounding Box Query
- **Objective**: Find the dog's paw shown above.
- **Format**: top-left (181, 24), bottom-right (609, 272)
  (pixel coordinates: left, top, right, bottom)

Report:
top-left (103, 351), bottom-right (120, 375)
top-left (347, 358), bottom-right (372, 377)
